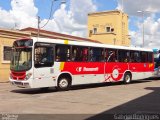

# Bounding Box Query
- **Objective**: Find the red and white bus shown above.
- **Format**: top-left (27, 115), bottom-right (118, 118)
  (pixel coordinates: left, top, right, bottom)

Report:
top-left (10, 37), bottom-right (154, 90)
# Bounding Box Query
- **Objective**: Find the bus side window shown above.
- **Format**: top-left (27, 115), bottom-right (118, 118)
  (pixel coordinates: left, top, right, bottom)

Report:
top-left (56, 45), bottom-right (71, 62)
top-left (82, 48), bottom-right (88, 61)
top-left (66, 47), bottom-right (71, 61)
top-left (118, 50), bottom-right (130, 62)
top-left (148, 52), bottom-right (153, 63)
top-left (126, 51), bottom-right (130, 62)
top-left (118, 50), bottom-right (124, 62)
top-left (72, 47), bottom-right (79, 61)
top-left (141, 52), bottom-right (147, 62)
top-left (130, 51), bottom-right (134, 62)
top-left (72, 46), bottom-right (82, 61)
top-left (34, 45), bottom-right (54, 68)
top-left (90, 48), bottom-right (104, 62)
top-left (105, 49), bottom-right (108, 61)
top-left (97, 48), bottom-right (104, 62)
top-left (135, 51), bottom-right (141, 62)
top-left (72, 47), bottom-right (77, 61)
top-left (107, 49), bottom-right (117, 62)
top-left (130, 51), bottom-right (141, 62)
top-left (56, 46), bottom-right (65, 61)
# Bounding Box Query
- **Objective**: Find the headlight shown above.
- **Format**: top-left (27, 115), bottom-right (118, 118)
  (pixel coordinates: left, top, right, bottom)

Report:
top-left (10, 73), bottom-right (13, 79)
top-left (25, 73), bottom-right (32, 80)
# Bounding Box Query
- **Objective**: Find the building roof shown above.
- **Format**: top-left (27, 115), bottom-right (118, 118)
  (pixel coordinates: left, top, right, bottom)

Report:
top-left (0, 28), bottom-right (30, 39)
top-left (20, 27), bottom-right (101, 43)
top-left (88, 10), bottom-right (128, 17)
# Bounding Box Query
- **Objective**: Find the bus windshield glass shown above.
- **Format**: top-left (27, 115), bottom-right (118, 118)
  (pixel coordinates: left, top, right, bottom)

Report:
top-left (10, 48), bottom-right (32, 71)
top-left (153, 48), bottom-right (160, 69)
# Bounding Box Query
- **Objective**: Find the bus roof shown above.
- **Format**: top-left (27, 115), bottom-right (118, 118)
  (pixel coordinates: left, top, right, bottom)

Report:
top-left (31, 37), bottom-right (152, 52)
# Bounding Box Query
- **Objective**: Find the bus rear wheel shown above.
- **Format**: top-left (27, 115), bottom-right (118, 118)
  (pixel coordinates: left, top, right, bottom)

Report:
top-left (57, 77), bottom-right (71, 91)
top-left (123, 73), bottom-right (131, 84)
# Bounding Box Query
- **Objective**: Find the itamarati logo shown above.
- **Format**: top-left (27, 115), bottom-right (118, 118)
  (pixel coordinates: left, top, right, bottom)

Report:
top-left (76, 67), bottom-right (99, 72)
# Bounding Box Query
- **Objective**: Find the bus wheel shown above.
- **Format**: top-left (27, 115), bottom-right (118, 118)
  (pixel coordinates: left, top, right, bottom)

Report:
top-left (40, 87), bottom-right (49, 91)
top-left (123, 73), bottom-right (131, 84)
top-left (57, 77), bottom-right (71, 91)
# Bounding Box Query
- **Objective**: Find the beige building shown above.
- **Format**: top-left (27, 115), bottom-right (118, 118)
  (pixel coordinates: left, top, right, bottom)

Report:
top-left (88, 10), bottom-right (130, 46)
top-left (0, 10), bottom-right (131, 82)
top-left (0, 27), bottom-right (99, 82)
top-left (0, 28), bottom-right (30, 82)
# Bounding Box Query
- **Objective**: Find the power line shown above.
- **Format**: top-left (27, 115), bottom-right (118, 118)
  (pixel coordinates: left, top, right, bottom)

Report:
top-left (39, 0), bottom-right (66, 28)
top-left (40, 0), bottom-right (55, 28)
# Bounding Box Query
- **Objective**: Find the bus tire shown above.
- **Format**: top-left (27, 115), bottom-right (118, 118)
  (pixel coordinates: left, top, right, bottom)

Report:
top-left (40, 87), bottom-right (49, 91)
top-left (123, 72), bottom-right (131, 84)
top-left (57, 77), bottom-right (71, 91)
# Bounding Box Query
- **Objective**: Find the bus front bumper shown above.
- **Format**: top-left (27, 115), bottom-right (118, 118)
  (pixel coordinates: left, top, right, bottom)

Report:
top-left (10, 79), bottom-right (30, 88)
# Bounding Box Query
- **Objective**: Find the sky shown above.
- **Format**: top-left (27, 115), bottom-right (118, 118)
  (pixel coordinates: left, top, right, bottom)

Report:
top-left (0, 0), bottom-right (160, 48)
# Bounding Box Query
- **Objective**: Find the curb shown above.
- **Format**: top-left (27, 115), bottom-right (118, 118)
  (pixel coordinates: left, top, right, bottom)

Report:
top-left (0, 81), bottom-right (9, 83)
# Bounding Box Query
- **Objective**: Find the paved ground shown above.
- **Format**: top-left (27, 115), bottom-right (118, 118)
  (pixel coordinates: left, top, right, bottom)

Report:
top-left (0, 79), bottom-right (160, 120)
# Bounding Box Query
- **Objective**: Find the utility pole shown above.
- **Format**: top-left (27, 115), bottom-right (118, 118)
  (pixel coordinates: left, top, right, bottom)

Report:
top-left (137, 10), bottom-right (152, 47)
top-left (37, 0), bottom-right (66, 38)
top-left (122, 0), bottom-right (124, 12)
top-left (37, 16), bottom-right (41, 38)
top-left (142, 12), bottom-right (144, 47)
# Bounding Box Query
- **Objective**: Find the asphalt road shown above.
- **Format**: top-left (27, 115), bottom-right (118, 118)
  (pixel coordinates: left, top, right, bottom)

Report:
top-left (0, 78), bottom-right (160, 120)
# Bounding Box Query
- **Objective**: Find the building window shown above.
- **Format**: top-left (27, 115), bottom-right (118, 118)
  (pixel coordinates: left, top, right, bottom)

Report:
top-left (89, 30), bottom-right (93, 37)
top-left (93, 28), bottom-right (97, 34)
top-left (3, 46), bottom-right (12, 61)
top-left (111, 28), bottom-right (114, 32)
top-left (106, 27), bottom-right (111, 32)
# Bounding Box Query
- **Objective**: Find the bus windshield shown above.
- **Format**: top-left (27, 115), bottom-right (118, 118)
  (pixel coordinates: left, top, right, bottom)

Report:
top-left (10, 48), bottom-right (32, 71)
top-left (154, 55), bottom-right (160, 69)
top-left (153, 48), bottom-right (160, 69)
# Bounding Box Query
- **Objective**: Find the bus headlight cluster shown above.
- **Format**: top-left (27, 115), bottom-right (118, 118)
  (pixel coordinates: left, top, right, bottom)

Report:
top-left (10, 73), bottom-right (13, 79)
top-left (25, 73), bottom-right (32, 80)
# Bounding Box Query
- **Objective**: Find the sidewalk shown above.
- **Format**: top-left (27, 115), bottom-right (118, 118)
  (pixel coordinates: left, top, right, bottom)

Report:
top-left (0, 79), bottom-right (9, 83)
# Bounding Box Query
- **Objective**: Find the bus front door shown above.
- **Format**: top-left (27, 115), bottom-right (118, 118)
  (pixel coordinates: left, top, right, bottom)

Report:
top-left (33, 43), bottom-right (55, 88)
